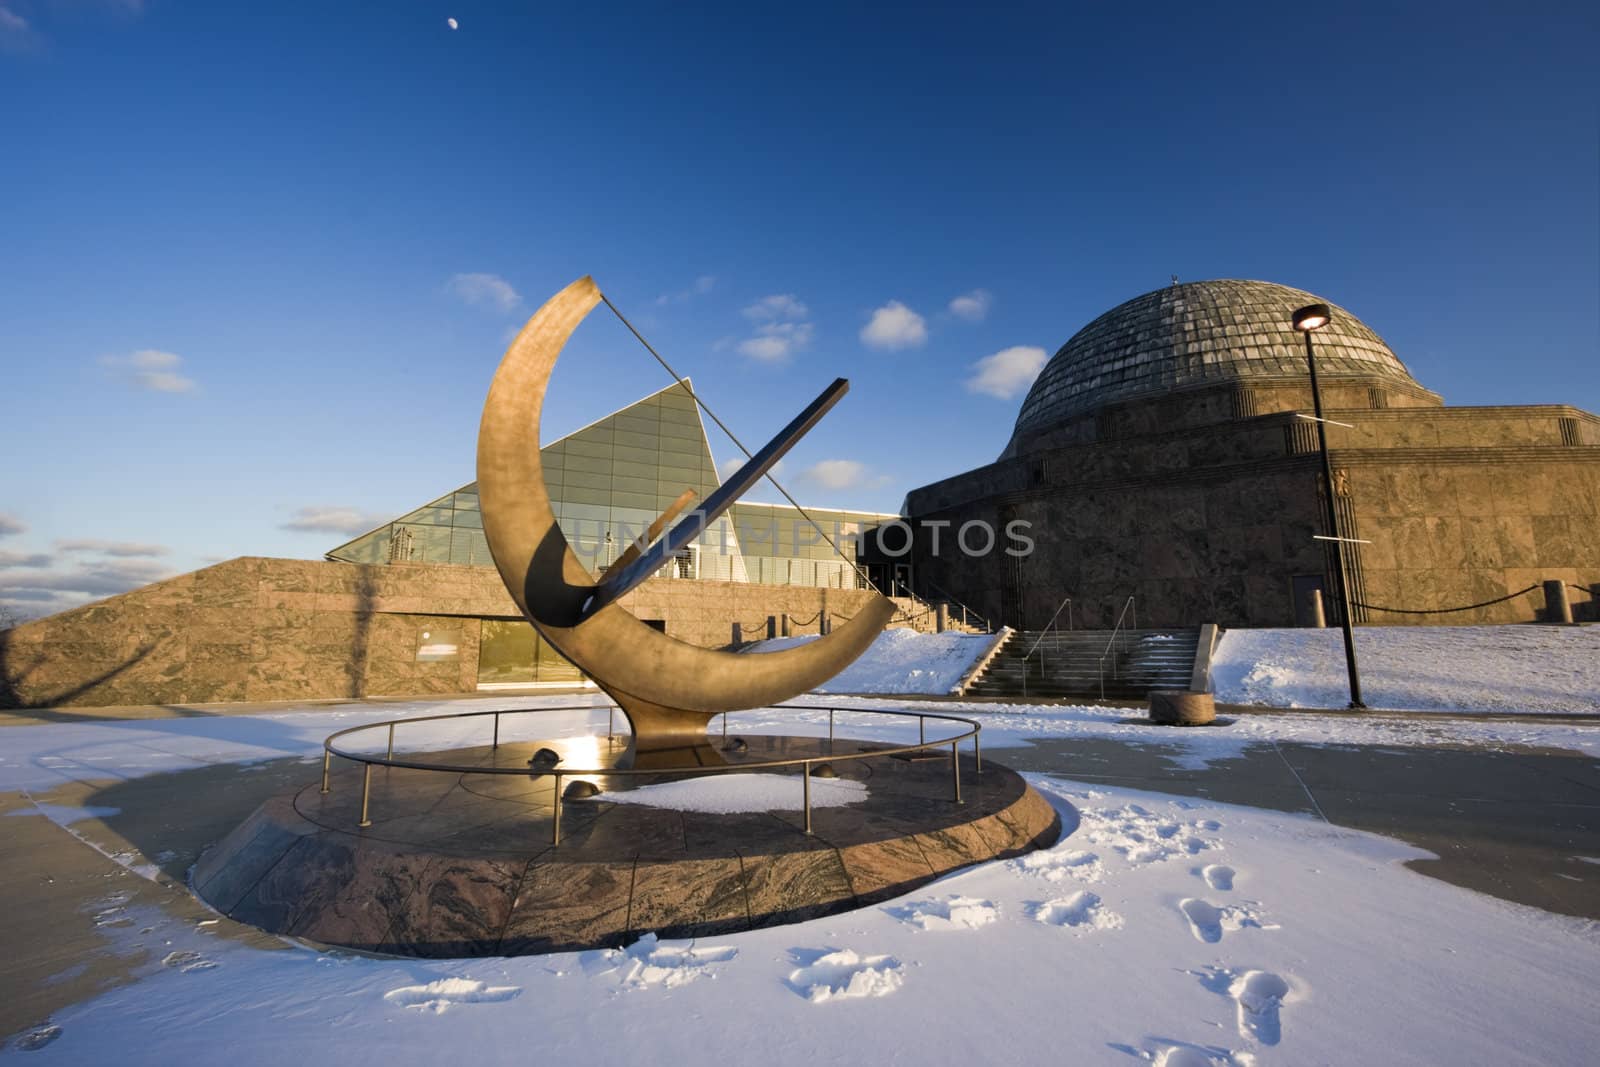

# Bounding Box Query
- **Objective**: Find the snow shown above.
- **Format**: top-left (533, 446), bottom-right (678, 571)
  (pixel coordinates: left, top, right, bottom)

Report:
top-left (13, 773), bottom-right (1600, 1065)
top-left (1213, 625), bottom-right (1600, 713)
top-left (746, 627), bottom-right (993, 693)
top-left (3, 664), bottom-right (1599, 1064)
top-left (598, 772), bottom-right (867, 813)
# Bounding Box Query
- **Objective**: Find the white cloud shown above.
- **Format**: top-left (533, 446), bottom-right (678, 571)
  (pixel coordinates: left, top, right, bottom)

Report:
top-left (281, 506), bottom-right (389, 536)
top-left (948, 289), bottom-right (993, 322)
top-left (0, 550), bottom-right (50, 568)
top-left (716, 456), bottom-right (783, 483)
top-left (446, 272), bottom-right (522, 313)
top-left (656, 275), bottom-right (717, 306)
top-left (965, 345), bottom-right (1047, 399)
top-left (0, 557), bottom-right (175, 608)
top-left (0, 5), bottom-right (27, 34)
top-left (735, 294), bottom-right (812, 364)
top-left (56, 539), bottom-right (168, 557)
top-left (800, 459), bottom-right (890, 492)
top-left (0, 514), bottom-right (23, 538)
top-left (100, 349), bottom-right (197, 393)
top-left (860, 301), bottom-right (928, 350)
top-left (743, 294), bottom-right (808, 321)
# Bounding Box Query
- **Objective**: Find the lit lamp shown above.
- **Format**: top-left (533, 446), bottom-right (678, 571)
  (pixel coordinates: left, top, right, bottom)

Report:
top-left (1293, 302), bottom-right (1366, 708)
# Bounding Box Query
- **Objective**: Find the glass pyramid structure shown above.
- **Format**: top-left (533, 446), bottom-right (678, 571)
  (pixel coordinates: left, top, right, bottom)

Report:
top-left (326, 380), bottom-right (892, 589)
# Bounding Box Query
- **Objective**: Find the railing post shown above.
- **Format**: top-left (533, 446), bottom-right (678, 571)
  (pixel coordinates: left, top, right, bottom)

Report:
top-left (358, 764), bottom-right (373, 828)
top-left (803, 761), bottom-right (813, 834)
top-left (828, 708), bottom-right (834, 751)
top-left (386, 723), bottom-right (394, 761)
top-left (919, 716), bottom-right (925, 745)
top-left (975, 730), bottom-right (982, 776)
top-left (608, 706), bottom-right (615, 740)
top-left (552, 774), bottom-right (562, 845)
top-left (493, 712), bottom-right (500, 750)
top-left (951, 741), bottom-right (962, 803)
top-left (320, 749), bottom-right (331, 794)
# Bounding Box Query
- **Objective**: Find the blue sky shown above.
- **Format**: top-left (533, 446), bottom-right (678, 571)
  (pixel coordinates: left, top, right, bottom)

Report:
top-left (2, 1), bottom-right (1596, 618)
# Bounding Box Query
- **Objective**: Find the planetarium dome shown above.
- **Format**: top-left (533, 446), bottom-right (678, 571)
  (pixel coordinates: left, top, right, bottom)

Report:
top-left (1010, 279), bottom-right (1422, 446)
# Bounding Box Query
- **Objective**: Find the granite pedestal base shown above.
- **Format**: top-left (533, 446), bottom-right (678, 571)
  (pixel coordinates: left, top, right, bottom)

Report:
top-left (192, 735), bottom-right (1060, 957)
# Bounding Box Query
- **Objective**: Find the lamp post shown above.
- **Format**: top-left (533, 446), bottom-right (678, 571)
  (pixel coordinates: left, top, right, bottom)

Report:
top-left (1292, 302), bottom-right (1366, 709)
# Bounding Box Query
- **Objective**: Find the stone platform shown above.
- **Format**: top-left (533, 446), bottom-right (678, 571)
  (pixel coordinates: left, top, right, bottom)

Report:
top-left (192, 734), bottom-right (1059, 957)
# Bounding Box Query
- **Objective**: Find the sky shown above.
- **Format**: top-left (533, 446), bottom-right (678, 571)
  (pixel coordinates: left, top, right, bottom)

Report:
top-left (1, 0), bottom-right (1597, 619)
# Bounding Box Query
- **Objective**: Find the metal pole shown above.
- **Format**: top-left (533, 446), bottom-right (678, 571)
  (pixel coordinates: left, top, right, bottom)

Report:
top-left (552, 774), bottom-right (562, 845)
top-left (358, 764), bottom-right (373, 828)
top-left (975, 731), bottom-right (982, 775)
top-left (1305, 330), bottom-right (1366, 708)
top-left (828, 708), bottom-right (834, 751)
top-left (608, 706), bottom-right (615, 740)
top-left (803, 762), bottom-right (813, 834)
top-left (493, 712), bottom-right (500, 749)
top-left (320, 750), bottom-right (331, 794)
top-left (919, 716), bottom-right (925, 745)
top-left (386, 723), bottom-right (394, 760)
top-left (951, 742), bottom-right (962, 803)
top-left (722, 712), bottom-right (728, 741)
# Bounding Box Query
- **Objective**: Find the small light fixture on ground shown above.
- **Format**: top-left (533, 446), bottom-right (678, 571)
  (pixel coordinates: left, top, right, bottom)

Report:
top-left (1293, 302), bottom-right (1366, 709)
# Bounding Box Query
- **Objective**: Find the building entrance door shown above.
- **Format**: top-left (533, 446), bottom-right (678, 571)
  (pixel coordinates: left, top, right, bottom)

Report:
top-left (477, 619), bottom-right (587, 688)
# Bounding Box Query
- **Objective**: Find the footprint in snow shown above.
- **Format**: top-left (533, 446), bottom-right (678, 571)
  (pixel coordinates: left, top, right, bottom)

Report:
top-left (1201, 864), bottom-right (1236, 892)
top-left (1231, 970), bottom-right (1291, 1045)
top-left (1177, 898), bottom-right (1276, 943)
top-left (1011, 848), bottom-right (1104, 883)
top-left (579, 932), bottom-right (738, 989)
top-left (383, 978), bottom-right (521, 1013)
top-left (1031, 891), bottom-right (1123, 932)
top-left (784, 949), bottom-right (903, 1003)
top-left (884, 895), bottom-right (999, 930)
top-left (1149, 1041), bottom-right (1254, 1067)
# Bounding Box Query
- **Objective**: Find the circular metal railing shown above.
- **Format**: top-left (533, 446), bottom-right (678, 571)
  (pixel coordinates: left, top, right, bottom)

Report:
top-left (319, 703), bottom-right (982, 844)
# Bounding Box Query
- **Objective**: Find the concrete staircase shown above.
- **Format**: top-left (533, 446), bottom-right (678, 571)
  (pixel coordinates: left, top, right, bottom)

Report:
top-left (888, 596), bottom-right (989, 635)
top-left (963, 627), bottom-right (1201, 700)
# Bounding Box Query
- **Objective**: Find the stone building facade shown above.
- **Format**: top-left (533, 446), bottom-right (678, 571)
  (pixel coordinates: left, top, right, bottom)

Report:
top-left (902, 280), bottom-right (1600, 629)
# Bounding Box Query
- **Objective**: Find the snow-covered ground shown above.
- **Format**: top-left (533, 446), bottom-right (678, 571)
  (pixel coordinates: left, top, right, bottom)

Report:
top-left (746, 627), bottom-right (994, 694)
top-left (7, 737), bottom-right (1598, 1065)
top-left (1213, 626), bottom-right (1600, 714)
top-left (4, 687), bottom-right (1599, 1063)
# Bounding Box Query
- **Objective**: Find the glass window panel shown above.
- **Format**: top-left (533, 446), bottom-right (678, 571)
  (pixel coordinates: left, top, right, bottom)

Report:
top-left (611, 414), bottom-right (660, 435)
top-left (610, 491), bottom-right (656, 510)
top-left (450, 527), bottom-right (490, 565)
top-left (478, 620), bottom-right (536, 684)
top-left (396, 505), bottom-right (453, 526)
top-left (452, 492), bottom-right (480, 510)
top-left (561, 470), bottom-right (614, 491)
top-left (562, 454), bottom-right (613, 475)
top-left (610, 475), bottom-right (657, 497)
top-left (411, 525), bottom-right (454, 563)
top-left (562, 486), bottom-right (613, 506)
top-left (612, 430), bottom-right (660, 451)
top-left (450, 508), bottom-right (483, 529)
top-left (558, 438), bottom-right (612, 459)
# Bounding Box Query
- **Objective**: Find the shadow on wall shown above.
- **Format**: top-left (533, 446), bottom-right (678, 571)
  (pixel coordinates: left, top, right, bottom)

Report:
top-left (0, 626), bottom-right (161, 713)
top-left (347, 568), bottom-right (379, 698)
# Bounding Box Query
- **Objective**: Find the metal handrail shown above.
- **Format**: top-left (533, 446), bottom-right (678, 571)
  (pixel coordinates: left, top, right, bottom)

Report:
top-left (319, 702), bottom-right (981, 844)
top-left (919, 576), bottom-right (994, 634)
top-left (1097, 596), bottom-right (1137, 699)
top-left (1019, 595), bottom-right (1073, 697)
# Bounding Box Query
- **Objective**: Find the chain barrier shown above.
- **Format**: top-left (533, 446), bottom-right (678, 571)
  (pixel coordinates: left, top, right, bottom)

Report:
top-left (1328, 583), bottom-right (1542, 616)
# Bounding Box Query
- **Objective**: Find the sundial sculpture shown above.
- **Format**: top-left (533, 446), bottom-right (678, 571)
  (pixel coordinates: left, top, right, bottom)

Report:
top-left (477, 276), bottom-right (896, 764)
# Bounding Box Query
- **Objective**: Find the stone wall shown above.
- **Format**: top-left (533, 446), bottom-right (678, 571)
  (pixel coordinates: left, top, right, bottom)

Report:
top-left (904, 403), bottom-right (1600, 630)
top-left (0, 557), bottom-right (883, 709)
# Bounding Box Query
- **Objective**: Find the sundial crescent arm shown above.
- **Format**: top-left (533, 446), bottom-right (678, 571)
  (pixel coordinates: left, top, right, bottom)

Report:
top-left (475, 275), bottom-right (896, 734)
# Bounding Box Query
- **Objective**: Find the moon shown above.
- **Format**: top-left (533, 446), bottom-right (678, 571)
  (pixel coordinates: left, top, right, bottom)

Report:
top-left (476, 276), bottom-right (895, 755)
top-left (446, 17), bottom-right (458, 29)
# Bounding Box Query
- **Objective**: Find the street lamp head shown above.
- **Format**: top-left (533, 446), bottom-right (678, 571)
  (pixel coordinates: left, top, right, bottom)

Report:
top-left (1293, 303), bottom-right (1332, 332)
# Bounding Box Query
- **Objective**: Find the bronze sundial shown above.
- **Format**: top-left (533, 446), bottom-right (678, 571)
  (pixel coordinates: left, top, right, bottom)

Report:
top-left (476, 276), bottom-right (895, 763)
